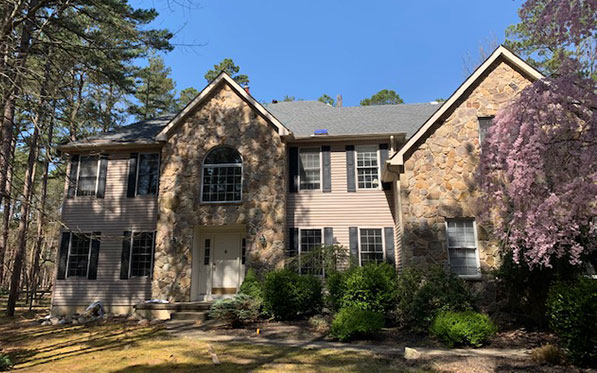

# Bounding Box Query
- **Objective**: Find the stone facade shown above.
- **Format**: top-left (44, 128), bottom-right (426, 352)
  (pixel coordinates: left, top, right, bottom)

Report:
top-left (399, 59), bottom-right (533, 273)
top-left (152, 82), bottom-right (287, 301)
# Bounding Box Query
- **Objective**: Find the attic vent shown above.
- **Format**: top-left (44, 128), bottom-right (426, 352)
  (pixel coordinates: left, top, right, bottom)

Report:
top-left (313, 129), bottom-right (328, 136)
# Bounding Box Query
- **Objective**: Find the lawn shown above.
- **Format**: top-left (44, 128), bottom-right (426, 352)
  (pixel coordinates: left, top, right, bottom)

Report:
top-left (0, 312), bottom-right (432, 372)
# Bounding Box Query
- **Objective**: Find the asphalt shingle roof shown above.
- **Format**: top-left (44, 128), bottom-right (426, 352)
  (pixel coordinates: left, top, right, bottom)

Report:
top-left (65, 101), bottom-right (440, 146)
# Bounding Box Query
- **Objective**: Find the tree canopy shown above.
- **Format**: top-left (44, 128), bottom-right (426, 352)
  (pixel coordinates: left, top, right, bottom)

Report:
top-left (204, 58), bottom-right (249, 86)
top-left (176, 87), bottom-right (200, 110)
top-left (318, 94), bottom-right (335, 106)
top-left (360, 89), bottom-right (404, 106)
top-left (128, 56), bottom-right (177, 120)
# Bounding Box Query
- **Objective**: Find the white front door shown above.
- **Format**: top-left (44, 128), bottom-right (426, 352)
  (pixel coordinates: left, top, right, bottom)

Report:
top-left (211, 233), bottom-right (241, 296)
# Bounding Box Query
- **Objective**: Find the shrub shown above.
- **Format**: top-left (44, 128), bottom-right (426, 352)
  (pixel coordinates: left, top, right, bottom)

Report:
top-left (325, 270), bottom-right (346, 312)
top-left (340, 263), bottom-right (396, 315)
top-left (393, 266), bottom-right (474, 333)
top-left (330, 306), bottom-right (385, 342)
top-left (531, 344), bottom-right (564, 365)
top-left (0, 354), bottom-right (12, 371)
top-left (430, 311), bottom-right (497, 347)
top-left (262, 269), bottom-right (323, 320)
top-left (546, 278), bottom-right (597, 366)
top-left (239, 268), bottom-right (263, 302)
top-left (208, 294), bottom-right (260, 327)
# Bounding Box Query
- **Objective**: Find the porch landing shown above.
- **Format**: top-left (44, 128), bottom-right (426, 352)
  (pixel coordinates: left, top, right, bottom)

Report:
top-left (134, 301), bottom-right (213, 320)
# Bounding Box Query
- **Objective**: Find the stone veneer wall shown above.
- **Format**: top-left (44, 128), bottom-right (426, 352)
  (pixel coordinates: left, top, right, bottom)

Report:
top-left (152, 82), bottom-right (287, 301)
top-left (399, 59), bottom-right (533, 274)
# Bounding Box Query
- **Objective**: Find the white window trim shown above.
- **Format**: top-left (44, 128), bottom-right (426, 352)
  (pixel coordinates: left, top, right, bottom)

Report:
top-left (297, 227), bottom-right (324, 275)
top-left (75, 156), bottom-right (101, 197)
top-left (200, 148), bottom-right (244, 204)
top-left (135, 153), bottom-right (161, 196)
top-left (445, 219), bottom-right (482, 280)
top-left (65, 232), bottom-right (93, 279)
top-left (298, 146), bottom-right (323, 192)
top-left (357, 227), bottom-right (386, 266)
top-left (354, 145), bottom-right (381, 191)
top-left (128, 231), bottom-right (156, 278)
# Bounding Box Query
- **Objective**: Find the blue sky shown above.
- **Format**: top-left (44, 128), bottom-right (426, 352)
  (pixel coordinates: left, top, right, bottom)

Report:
top-left (133, 0), bottom-right (523, 107)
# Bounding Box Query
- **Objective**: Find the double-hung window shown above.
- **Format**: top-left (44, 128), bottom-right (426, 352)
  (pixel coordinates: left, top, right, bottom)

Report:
top-left (478, 117), bottom-right (494, 145)
top-left (446, 219), bottom-right (480, 278)
top-left (299, 228), bottom-right (323, 275)
top-left (356, 146), bottom-right (380, 189)
top-left (202, 147), bottom-right (243, 202)
top-left (76, 156), bottom-right (100, 196)
top-left (67, 233), bottom-right (92, 277)
top-left (299, 148), bottom-right (321, 190)
top-left (136, 153), bottom-right (160, 195)
top-left (359, 228), bottom-right (384, 265)
top-left (129, 232), bottom-right (155, 277)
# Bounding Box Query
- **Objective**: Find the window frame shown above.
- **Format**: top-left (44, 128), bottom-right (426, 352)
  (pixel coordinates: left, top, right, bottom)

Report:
top-left (297, 227), bottom-right (324, 275)
top-left (358, 227), bottom-right (386, 266)
top-left (445, 219), bottom-right (482, 280)
top-left (127, 231), bottom-right (156, 278)
top-left (65, 232), bottom-right (93, 279)
top-left (297, 146), bottom-right (323, 192)
top-left (477, 116), bottom-right (494, 146)
top-left (75, 156), bottom-right (101, 197)
top-left (354, 145), bottom-right (381, 190)
top-left (135, 152), bottom-right (161, 196)
top-left (200, 147), bottom-right (244, 204)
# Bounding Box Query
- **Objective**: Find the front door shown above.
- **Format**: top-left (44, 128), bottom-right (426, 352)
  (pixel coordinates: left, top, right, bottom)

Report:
top-left (211, 233), bottom-right (241, 296)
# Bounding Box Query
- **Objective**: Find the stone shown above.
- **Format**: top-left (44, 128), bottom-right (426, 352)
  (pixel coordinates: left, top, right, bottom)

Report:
top-left (404, 347), bottom-right (421, 360)
top-left (41, 320), bottom-right (52, 326)
top-left (138, 319), bottom-right (150, 327)
top-left (49, 316), bottom-right (60, 325)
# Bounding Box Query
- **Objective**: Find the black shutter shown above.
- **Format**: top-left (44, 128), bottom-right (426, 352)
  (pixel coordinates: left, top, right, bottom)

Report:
top-left (322, 146), bottom-right (331, 192)
top-left (96, 155), bottom-right (108, 198)
top-left (67, 155), bottom-right (79, 199)
top-left (384, 227), bottom-right (395, 267)
top-left (289, 147), bottom-right (298, 193)
top-left (288, 228), bottom-right (299, 257)
top-left (150, 231), bottom-right (156, 279)
top-left (349, 227), bottom-right (359, 265)
top-left (379, 144), bottom-right (392, 191)
top-left (57, 232), bottom-right (70, 280)
top-left (120, 231), bottom-right (132, 279)
top-left (127, 153), bottom-right (138, 198)
top-left (324, 227), bottom-right (333, 246)
top-left (88, 232), bottom-right (101, 280)
top-left (346, 145), bottom-right (356, 192)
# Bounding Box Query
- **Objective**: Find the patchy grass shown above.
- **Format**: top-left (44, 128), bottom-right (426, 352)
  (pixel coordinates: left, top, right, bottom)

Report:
top-left (0, 313), bottom-right (432, 372)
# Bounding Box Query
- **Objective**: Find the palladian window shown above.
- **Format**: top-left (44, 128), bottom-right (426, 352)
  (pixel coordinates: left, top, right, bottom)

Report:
top-left (201, 147), bottom-right (243, 202)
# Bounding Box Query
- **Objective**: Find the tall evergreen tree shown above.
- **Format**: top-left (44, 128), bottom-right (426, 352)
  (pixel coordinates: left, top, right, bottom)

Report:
top-left (360, 89), bottom-right (404, 106)
top-left (204, 58), bottom-right (249, 86)
top-left (176, 87), bottom-right (199, 110)
top-left (128, 56), bottom-right (177, 120)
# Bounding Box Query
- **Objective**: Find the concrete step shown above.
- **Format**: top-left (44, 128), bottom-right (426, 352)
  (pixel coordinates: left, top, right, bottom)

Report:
top-left (170, 311), bottom-right (208, 321)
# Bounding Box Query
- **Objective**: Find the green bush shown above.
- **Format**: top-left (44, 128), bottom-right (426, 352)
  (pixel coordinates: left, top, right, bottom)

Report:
top-left (393, 266), bottom-right (474, 333)
top-left (0, 354), bottom-right (12, 371)
top-left (330, 306), bottom-right (385, 342)
top-left (262, 269), bottom-right (323, 320)
top-left (208, 294), bottom-right (260, 327)
top-left (430, 311), bottom-right (497, 347)
top-left (325, 270), bottom-right (346, 312)
top-left (239, 268), bottom-right (263, 302)
top-left (546, 278), bottom-right (597, 366)
top-left (340, 263), bottom-right (396, 315)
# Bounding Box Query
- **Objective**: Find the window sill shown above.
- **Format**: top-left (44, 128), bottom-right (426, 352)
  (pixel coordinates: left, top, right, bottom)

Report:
top-left (199, 201), bottom-right (243, 205)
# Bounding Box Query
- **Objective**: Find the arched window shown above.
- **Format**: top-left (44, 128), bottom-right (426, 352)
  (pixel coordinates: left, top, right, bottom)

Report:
top-left (201, 147), bottom-right (243, 202)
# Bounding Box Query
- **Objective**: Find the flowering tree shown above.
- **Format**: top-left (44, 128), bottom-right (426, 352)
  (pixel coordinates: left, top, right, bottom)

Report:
top-left (478, 0), bottom-right (597, 269)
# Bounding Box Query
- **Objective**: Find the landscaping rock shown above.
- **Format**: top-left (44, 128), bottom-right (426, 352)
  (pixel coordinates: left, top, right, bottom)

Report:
top-left (150, 319), bottom-right (163, 325)
top-left (404, 347), bottom-right (421, 360)
top-left (41, 320), bottom-right (51, 326)
top-left (138, 319), bottom-right (150, 327)
top-left (49, 316), bottom-right (60, 325)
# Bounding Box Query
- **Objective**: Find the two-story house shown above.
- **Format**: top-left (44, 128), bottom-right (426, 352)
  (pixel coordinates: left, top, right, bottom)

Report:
top-left (52, 46), bottom-right (543, 316)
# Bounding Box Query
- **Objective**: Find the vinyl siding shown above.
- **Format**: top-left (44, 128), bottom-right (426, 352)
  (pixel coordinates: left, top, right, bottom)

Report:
top-left (53, 150), bottom-right (159, 310)
top-left (287, 141), bottom-right (395, 251)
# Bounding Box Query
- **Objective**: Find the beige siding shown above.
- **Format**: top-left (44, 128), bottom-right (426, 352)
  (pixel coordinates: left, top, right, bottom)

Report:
top-left (288, 141), bottom-right (395, 250)
top-left (53, 150), bottom-right (159, 310)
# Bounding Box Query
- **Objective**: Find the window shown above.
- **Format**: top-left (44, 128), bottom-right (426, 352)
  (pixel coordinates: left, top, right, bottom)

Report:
top-left (136, 153), bottom-right (159, 195)
top-left (478, 117), bottom-right (494, 145)
top-left (77, 156), bottom-right (99, 196)
top-left (241, 238), bottom-right (247, 265)
top-left (201, 147), bottom-right (243, 202)
top-left (299, 228), bottom-right (323, 275)
top-left (446, 219), bottom-right (480, 277)
top-left (299, 147), bottom-right (321, 190)
top-left (129, 232), bottom-right (155, 277)
top-left (356, 146), bottom-right (379, 189)
top-left (204, 239), bottom-right (211, 265)
top-left (359, 228), bottom-right (384, 265)
top-left (67, 233), bottom-right (92, 277)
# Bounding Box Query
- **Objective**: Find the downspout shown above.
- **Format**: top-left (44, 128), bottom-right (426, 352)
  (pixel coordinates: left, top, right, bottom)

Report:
top-left (385, 162), bottom-right (405, 273)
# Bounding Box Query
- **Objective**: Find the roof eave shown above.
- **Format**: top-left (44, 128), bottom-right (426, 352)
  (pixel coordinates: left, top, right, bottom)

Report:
top-left (56, 141), bottom-right (164, 153)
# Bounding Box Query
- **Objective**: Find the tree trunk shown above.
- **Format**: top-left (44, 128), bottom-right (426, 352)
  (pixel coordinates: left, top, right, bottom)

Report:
top-left (0, 137), bottom-right (15, 287)
top-left (6, 125), bottom-right (39, 316)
